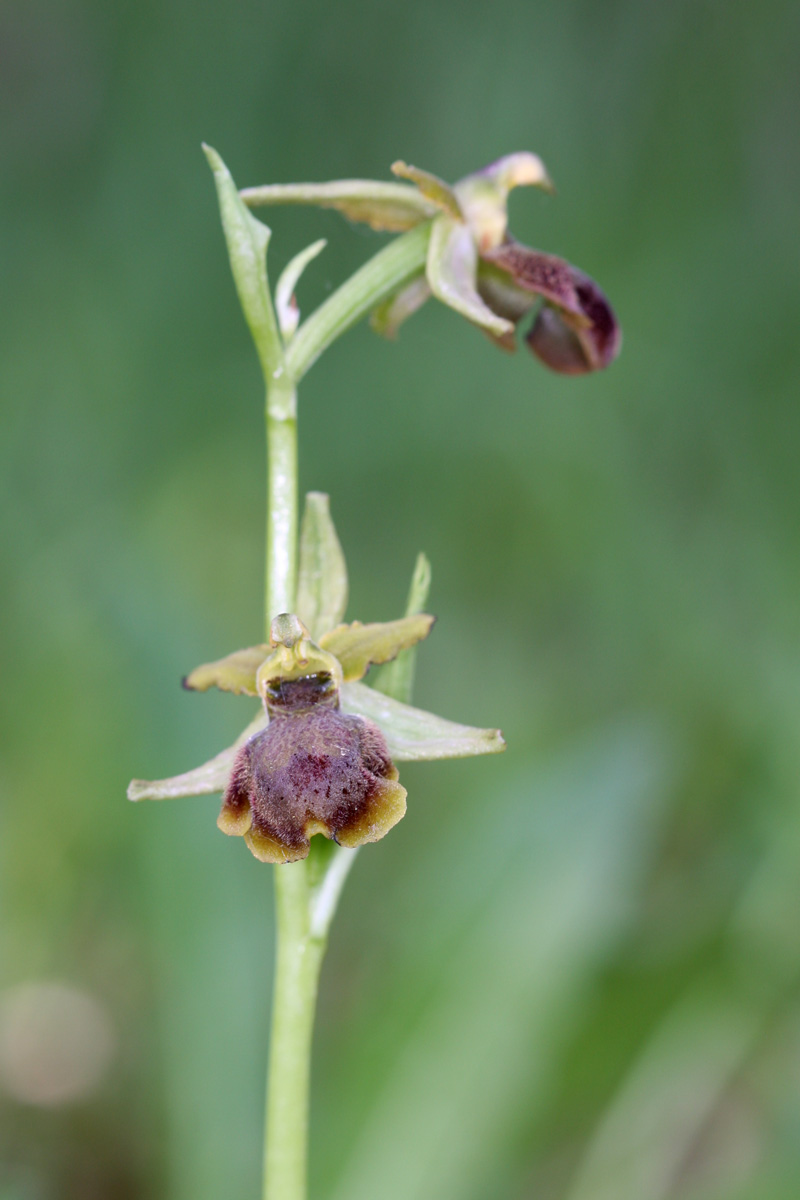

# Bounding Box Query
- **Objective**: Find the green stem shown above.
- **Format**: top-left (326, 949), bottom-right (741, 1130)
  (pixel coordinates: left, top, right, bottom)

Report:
top-left (266, 375), bottom-right (298, 625)
top-left (261, 224), bottom-right (432, 1200)
top-left (209, 146), bottom-right (429, 1200)
top-left (264, 861), bottom-right (325, 1200)
top-left (263, 366), bottom-right (314, 1200)
top-left (286, 222), bottom-right (431, 381)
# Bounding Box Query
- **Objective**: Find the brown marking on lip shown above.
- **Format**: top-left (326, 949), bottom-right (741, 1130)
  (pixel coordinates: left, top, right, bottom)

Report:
top-left (219, 702), bottom-right (405, 862)
top-left (334, 774), bottom-right (407, 848)
top-left (571, 272), bottom-right (621, 366)
top-left (217, 752), bottom-right (254, 836)
top-left (526, 275), bottom-right (620, 374)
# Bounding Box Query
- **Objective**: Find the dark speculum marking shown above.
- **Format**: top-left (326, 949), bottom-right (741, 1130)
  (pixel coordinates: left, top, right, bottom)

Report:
top-left (265, 672), bottom-right (337, 713)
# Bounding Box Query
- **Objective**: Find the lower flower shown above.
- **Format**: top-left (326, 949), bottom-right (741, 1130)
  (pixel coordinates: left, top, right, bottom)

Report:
top-left (127, 496), bottom-right (506, 863)
top-left (219, 658), bottom-right (406, 863)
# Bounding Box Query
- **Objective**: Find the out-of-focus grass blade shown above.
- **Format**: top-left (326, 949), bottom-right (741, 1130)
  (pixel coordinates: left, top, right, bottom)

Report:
top-left (564, 813), bottom-right (800, 1200)
top-left (563, 987), bottom-right (762, 1200)
top-left (327, 719), bottom-right (675, 1200)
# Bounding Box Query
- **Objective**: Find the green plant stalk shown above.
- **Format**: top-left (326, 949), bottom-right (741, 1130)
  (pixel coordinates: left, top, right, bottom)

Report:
top-left (265, 374), bottom-right (298, 628)
top-left (263, 362), bottom-right (314, 1200)
top-left (262, 234), bottom-right (432, 1200)
top-left (206, 147), bottom-right (437, 1200)
top-left (286, 221), bottom-right (431, 381)
top-left (264, 853), bottom-right (323, 1200)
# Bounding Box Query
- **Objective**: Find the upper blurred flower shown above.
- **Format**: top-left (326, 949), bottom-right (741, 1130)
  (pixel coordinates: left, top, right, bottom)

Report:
top-left (241, 152), bottom-right (621, 375)
top-left (128, 494), bottom-right (505, 863)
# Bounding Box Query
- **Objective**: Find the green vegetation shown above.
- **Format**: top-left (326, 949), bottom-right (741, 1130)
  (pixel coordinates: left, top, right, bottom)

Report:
top-left (1, 1), bottom-right (799, 1198)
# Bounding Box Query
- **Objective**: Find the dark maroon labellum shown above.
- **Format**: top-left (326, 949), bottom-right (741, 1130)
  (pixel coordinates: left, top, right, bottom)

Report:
top-left (218, 674), bottom-right (406, 862)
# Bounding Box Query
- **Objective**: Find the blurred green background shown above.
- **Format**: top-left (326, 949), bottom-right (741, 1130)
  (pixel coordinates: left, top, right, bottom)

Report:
top-left (2, 0), bottom-right (800, 1197)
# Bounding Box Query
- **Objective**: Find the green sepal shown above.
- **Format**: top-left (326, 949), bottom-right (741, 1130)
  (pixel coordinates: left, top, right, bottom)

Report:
top-left (240, 180), bottom-right (437, 231)
top-left (372, 553), bottom-right (431, 704)
top-left (183, 644), bottom-right (269, 696)
top-left (391, 161), bottom-right (463, 219)
top-left (296, 492), bottom-right (348, 639)
top-left (127, 711), bottom-right (267, 801)
top-left (320, 615), bottom-right (435, 682)
top-left (275, 239), bottom-right (327, 342)
top-left (370, 275), bottom-right (431, 339)
top-left (179, 610), bottom-right (432, 700)
top-left (426, 214), bottom-right (514, 339)
top-left (341, 682), bottom-right (506, 761)
top-left (203, 144), bottom-right (284, 381)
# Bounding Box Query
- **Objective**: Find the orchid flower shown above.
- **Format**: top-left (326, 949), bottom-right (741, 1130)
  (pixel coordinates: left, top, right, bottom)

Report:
top-left (128, 494), bottom-right (504, 861)
top-left (241, 152), bottom-right (620, 374)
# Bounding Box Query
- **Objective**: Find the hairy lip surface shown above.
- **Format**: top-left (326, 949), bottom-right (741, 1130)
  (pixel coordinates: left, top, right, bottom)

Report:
top-left (219, 704), bottom-right (406, 862)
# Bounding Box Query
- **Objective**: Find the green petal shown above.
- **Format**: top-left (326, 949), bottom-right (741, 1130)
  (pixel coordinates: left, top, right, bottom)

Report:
top-left (240, 180), bottom-right (437, 231)
top-left (391, 161), bottom-right (463, 219)
top-left (296, 492), bottom-right (349, 640)
top-left (275, 239), bottom-right (327, 342)
top-left (203, 145), bottom-right (283, 381)
top-left (183, 645), bottom-right (269, 696)
top-left (370, 275), bottom-right (431, 339)
top-left (127, 712), bottom-right (267, 801)
top-left (372, 553), bottom-right (432, 704)
top-left (341, 682), bottom-right (505, 761)
top-left (320, 615), bottom-right (435, 682)
top-left (426, 214), bottom-right (514, 339)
